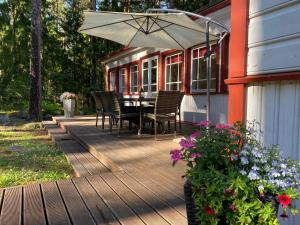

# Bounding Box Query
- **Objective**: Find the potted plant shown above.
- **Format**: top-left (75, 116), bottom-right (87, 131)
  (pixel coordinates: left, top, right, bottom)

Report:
top-left (60, 92), bottom-right (76, 118)
top-left (171, 121), bottom-right (300, 225)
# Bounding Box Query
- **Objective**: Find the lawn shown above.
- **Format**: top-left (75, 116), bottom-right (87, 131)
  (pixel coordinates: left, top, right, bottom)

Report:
top-left (0, 118), bottom-right (73, 188)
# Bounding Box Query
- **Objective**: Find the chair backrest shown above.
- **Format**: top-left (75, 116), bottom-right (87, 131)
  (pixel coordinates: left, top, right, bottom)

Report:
top-left (98, 91), bottom-right (121, 114)
top-left (91, 91), bottom-right (103, 111)
top-left (155, 91), bottom-right (182, 115)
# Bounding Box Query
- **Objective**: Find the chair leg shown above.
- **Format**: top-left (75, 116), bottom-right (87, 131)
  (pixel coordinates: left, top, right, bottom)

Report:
top-left (118, 118), bottom-right (121, 137)
top-left (102, 115), bottom-right (105, 130)
top-left (154, 119), bottom-right (157, 140)
top-left (174, 117), bottom-right (177, 138)
top-left (168, 121), bottom-right (171, 131)
top-left (96, 112), bottom-right (98, 127)
top-left (179, 114), bottom-right (182, 133)
top-left (109, 116), bottom-right (112, 133)
top-left (129, 121), bottom-right (132, 130)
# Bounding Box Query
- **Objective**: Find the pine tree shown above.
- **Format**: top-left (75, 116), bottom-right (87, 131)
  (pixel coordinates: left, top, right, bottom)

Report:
top-left (29, 0), bottom-right (42, 120)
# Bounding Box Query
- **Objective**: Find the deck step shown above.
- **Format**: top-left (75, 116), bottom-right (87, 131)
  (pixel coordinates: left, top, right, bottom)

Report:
top-left (43, 122), bottom-right (109, 177)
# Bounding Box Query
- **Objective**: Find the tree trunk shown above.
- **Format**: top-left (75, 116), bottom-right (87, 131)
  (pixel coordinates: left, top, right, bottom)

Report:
top-left (90, 0), bottom-right (97, 87)
top-left (29, 0), bottom-right (42, 121)
top-left (169, 0), bottom-right (175, 8)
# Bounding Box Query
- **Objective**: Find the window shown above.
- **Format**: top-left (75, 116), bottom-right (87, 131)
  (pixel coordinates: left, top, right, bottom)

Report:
top-left (191, 47), bottom-right (218, 92)
top-left (142, 56), bottom-right (158, 94)
top-left (109, 71), bottom-right (116, 91)
top-left (165, 53), bottom-right (183, 91)
top-left (119, 68), bottom-right (126, 93)
top-left (130, 65), bottom-right (138, 93)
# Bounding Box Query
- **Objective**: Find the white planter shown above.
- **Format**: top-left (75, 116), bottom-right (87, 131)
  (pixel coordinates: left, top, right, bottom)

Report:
top-left (63, 99), bottom-right (75, 118)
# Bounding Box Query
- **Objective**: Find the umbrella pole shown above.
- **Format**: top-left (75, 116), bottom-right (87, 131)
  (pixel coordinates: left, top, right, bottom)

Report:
top-left (205, 21), bottom-right (211, 122)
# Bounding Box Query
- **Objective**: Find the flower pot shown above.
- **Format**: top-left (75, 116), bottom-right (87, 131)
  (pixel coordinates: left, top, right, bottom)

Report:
top-left (184, 180), bottom-right (198, 225)
top-left (63, 99), bottom-right (75, 118)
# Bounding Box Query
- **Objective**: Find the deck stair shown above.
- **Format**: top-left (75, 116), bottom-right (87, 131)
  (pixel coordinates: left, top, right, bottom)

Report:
top-left (43, 121), bottom-right (110, 177)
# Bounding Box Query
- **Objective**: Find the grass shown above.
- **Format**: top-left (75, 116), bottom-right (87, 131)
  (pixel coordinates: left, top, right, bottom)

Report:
top-left (0, 118), bottom-right (73, 188)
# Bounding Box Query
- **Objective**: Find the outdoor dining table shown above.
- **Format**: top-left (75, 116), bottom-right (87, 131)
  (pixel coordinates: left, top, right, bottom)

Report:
top-left (120, 97), bottom-right (156, 135)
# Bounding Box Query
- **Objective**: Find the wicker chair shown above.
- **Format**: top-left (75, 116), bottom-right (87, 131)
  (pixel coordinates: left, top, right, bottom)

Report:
top-left (144, 91), bottom-right (183, 140)
top-left (91, 91), bottom-right (104, 128)
top-left (99, 91), bottom-right (139, 135)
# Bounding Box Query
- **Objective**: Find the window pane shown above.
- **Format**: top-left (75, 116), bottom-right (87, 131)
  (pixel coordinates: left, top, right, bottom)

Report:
top-left (143, 61), bottom-right (148, 69)
top-left (151, 68), bottom-right (157, 84)
top-left (151, 59), bottom-right (157, 67)
top-left (192, 59), bottom-right (198, 80)
top-left (211, 78), bottom-right (216, 90)
top-left (166, 65), bottom-right (171, 83)
top-left (199, 58), bottom-right (206, 80)
top-left (171, 65), bottom-right (178, 82)
top-left (151, 84), bottom-right (157, 92)
top-left (166, 84), bottom-right (170, 91)
top-left (143, 85), bottom-right (148, 92)
top-left (211, 55), bottom-right (218, 79)
top-left (171, 83), bottom-right (178, 91)
top-left (143, 70), bottom-right (148, 84)
top-left (200, 80), bottom-right (206, 90)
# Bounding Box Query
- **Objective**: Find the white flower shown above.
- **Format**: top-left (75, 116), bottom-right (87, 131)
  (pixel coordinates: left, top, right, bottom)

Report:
top-left (258, 183), bottom-right (264, 192)
top-left (252, 165), bottom-right (260, 171)
top-left (239, 170), bottom-right (247, 175)
top-left (280, 163), bottom-right (287, 169)
top-left (241, 157), bottom-right (249, 165)
top-left (248, 171), bottom-right (260, 180)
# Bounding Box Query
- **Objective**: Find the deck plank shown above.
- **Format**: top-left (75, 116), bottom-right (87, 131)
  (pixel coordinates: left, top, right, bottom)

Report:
top-left (59, 140), bottom-right (91, 177)
top-left (41, 182), bottom-right (72, 225)
top-left (23, 184), bottom-right (47, 225)
top-left (100, 172), bottom-right (169, 225)
top-left (57, 179), bottom-right (96, 225)
top-left (0, 187), bottom-right (22, 225)
top-left (73, 177), bottom-right (120, 225)
top-left (115, 172), bottom-right (187, 225)
top-left (87, 175), bottom-right (145, 225)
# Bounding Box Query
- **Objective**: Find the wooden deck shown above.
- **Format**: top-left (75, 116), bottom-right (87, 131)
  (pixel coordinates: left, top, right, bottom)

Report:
top-left (0, 116), bottom-right (190, 225)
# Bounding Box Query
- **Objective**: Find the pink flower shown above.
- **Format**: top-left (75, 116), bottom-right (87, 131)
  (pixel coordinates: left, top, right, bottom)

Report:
top-left (197, 120), bottom-right (210, 127)
top-left (190, 131), bottom-right (200, 139)
top-left (229, 204), bottom-right (237, 213)
top-left (179, 138), bottom-right (195, 150)
top-left (190, 153), bottom-right (202, 159)
top-left (216, 123), bottom-right (232, 129)
top-left (170, 149), bottom-right (183, 162)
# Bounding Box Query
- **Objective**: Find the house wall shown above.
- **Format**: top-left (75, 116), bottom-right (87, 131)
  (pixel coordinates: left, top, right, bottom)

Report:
top-left (245, 2), bottom-right (300, 223)
top-left (247, 0), bottom-right (300, 75)
top-left (246, 0), bottom-right (300, 152)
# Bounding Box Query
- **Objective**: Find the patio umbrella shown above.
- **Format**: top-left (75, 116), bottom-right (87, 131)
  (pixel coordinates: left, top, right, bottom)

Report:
top-left (79, 9), bottom-right (229, 122)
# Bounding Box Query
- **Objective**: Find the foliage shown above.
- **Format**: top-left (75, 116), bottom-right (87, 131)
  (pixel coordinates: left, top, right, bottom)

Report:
top-left (171, 122), bottom-right (300, 224)
top-left (0, 0), bottom-right (213, 115)
top-left (0, 120), bottom-right (72, 188)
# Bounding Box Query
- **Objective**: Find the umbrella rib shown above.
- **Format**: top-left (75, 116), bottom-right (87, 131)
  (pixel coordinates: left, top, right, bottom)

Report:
top-left (153, 20), bottom-right (185, 49)
top-left (79, 16), bottom-right (146, 32)
top-left (147, 17), bottom-right (173, 34)
top-left (148, 16), bottom-right (159, 32)
top-left (130, 15), bottom-right (147, 33)
top-left (126, 17), bottom-right (148, 47)
top-left (155, 18), bottom-right (218, 38)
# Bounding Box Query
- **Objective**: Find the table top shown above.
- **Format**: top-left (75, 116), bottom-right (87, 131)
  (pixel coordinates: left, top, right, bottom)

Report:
top-left (120, 97), bottom-right (156, 102)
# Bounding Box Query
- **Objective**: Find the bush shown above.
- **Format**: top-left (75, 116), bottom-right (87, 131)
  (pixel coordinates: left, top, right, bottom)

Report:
top-left (42, 101), bottom-right (62, 116)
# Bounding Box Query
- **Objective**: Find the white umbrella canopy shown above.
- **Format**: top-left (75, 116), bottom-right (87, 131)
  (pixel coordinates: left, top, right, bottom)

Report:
top-left (79, 11), bottom-right (224, 50)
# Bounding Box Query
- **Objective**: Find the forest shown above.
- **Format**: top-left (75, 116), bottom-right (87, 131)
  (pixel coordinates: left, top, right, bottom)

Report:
top-left (0, 0), bottom-right (218, 120)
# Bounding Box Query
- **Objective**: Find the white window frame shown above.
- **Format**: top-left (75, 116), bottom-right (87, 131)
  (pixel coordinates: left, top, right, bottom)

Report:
top-left (109, 70), bottom-right (116, 91)
top-left (165, 53), bottom-right (183, 91)
top-left (130, 64), bottom-right (138, 93)
top-left (190, 46), bottom-right (219, 93)
top-left (119, 68), bottom-right (126, 93)
top-left (142, 56), bottom-right (158, 94)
